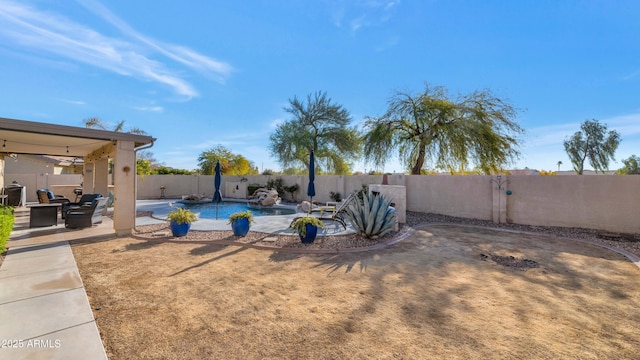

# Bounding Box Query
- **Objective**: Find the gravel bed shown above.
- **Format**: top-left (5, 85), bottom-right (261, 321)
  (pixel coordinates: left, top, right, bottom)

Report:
top-left (133, 223), bottom-right (410, 250)
top-left (407, 212), bottom-right (640, 259)
top-left (133, 211), bottom-right (640, 259)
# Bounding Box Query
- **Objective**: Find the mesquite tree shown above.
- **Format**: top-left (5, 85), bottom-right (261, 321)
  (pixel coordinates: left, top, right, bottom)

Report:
top-left (563, 119), bottom-right (621, 175)
top-left (363, 83), bottom-right (524, 174)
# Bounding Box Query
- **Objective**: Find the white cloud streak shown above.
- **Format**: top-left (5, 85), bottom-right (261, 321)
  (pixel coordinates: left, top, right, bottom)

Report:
top-left (0, 0), bottom-right (233, 98)
top-left (523, 113), bottom-right (640, 150)
top-left (134, 106), bottom-right (164, 113)
top-left (330, 0), bottom-right (400, 32)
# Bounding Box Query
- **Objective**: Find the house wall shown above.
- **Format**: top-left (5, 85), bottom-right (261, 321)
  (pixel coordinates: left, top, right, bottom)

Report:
top-left (2, 173), bottom-right (82, 202)
top-left (4, 155), bottom-right (52, 174)
top-left (0, 155), bottom-right (4, 196)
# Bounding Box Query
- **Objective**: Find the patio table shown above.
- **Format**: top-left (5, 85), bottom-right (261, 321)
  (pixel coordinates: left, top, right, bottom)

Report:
top-left (28, 203), bottom-right (61, 227)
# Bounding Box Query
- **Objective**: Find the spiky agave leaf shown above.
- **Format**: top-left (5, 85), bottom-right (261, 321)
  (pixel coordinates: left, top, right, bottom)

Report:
top-left (371, 195), bottom-right (392, 235)
top-left (345, 192), bottom-right (397, 238)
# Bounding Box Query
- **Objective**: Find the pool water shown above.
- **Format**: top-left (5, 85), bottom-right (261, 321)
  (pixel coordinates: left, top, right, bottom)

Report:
top-left (180, 201), bottom-right (296, 220)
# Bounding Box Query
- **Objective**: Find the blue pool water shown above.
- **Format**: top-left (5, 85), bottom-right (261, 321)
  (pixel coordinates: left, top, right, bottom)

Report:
top-left (180, 201), bottom-right (296, 220)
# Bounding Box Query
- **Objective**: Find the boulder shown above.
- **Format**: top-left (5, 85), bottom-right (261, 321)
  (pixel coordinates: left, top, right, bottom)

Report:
top-left (300, 201), bottom-right (313, 213)
top-left (248, 188), bottom-right (280, 206)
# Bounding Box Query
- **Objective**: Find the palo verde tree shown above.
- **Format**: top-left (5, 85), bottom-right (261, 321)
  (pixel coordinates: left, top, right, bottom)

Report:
top-left (363, 83), bottom-right (524, 174)
top-left (198, 145), bottom-right (258, 175)
top-left (617, 155), bottom-right (640, 175)
top-left (269, 91), bottom-right (361, 174)
top-left (563, 119), bottom-right (621, 175)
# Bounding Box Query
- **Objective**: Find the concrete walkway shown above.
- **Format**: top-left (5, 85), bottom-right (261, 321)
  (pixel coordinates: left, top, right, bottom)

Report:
top-left (0, 212), bottom-right (113, 360)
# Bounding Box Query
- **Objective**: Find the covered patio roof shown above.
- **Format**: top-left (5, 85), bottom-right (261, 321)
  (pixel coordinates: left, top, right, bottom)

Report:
top-left (1, 116), bottom-right (155, 236)
top-left (0, 117), bottom-right (154, 157)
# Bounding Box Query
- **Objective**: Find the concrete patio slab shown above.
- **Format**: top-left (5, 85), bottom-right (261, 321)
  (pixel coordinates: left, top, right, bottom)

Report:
top-left (0, 288), bottom-right (95, 340)
top-left (136, 199), bottom-right (356, 235)
top-left (0, 212), bottom-right (110, 360)
top-left (0, 321), bottom-right (106, 360)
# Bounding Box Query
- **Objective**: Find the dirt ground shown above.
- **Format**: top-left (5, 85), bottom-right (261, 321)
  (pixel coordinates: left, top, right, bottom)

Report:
top-left (71, 225), bottom-right (640, 360)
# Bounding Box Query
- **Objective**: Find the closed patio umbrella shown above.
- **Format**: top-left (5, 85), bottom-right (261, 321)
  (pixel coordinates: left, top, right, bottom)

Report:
top-left (212, 160), bottom-right (223, 219)
top-left (307, 150), bottom-right (316, 213)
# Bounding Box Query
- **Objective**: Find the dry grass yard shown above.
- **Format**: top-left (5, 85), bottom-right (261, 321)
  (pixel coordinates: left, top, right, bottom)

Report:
top-left (71, 225), bottom-right (640, 359)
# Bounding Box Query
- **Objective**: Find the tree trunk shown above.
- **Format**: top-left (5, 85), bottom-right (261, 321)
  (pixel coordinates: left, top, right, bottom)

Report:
top-left (411, 144), bottom-right (427, 175)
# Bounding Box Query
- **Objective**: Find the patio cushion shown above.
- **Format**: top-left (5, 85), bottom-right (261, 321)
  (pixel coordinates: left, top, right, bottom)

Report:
top-left (46, 190), bottom-right (55, 200)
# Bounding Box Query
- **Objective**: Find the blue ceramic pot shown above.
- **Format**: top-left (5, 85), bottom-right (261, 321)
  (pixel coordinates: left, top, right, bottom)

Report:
top-left (231, 217), bottom-right (250, 237)
top-left (170, 221), bottom-right (191, 237)
top-left (300, 224), bottom-right (318, 243)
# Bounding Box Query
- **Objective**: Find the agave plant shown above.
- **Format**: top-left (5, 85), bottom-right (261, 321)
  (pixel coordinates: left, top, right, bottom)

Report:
top-left (344, 192), bottom-right (397, 239)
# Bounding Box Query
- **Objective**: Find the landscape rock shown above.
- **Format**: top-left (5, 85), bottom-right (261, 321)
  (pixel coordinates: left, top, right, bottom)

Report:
top-left (248, 188), bottom-right (280, 206)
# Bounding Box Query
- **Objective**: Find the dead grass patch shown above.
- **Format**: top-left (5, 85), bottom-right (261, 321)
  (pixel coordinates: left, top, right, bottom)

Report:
top-left (72, 225), bottom-right (640, 359)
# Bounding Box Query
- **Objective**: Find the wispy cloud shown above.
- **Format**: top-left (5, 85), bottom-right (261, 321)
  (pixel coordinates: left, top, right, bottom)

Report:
top-left (60, 99), bottom-right (86, 105)
top-left (134, 106), bottom-right (164, 113)
top-left (330, 0), bottom-right (400, 32)
top-left (523, 113), bottom-right (640, 150)
top-left (0, 0), bottom-right (233, 98)
top-left (621, 69), bottom-right (640, 81)
top-left (269, 117), bottom-right (285, 129)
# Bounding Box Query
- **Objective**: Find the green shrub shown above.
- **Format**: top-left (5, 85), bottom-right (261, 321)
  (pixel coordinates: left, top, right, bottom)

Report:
top-left (266, 178), bottom-right (299, 201)
top-left (290, 216), bottom-right (324, 237)
top-left (247, 184), bottom-right (263, 197)
top-left (0, 205), bottom-right (14, 216)
top-left (166, 207), bottom-right (197, 224)
top-left (0, 205), bottom-right (15, 253)
top-left (344, 192), bottom-right (396, 239)
top-left (228, 210), bottom-right (254, 224)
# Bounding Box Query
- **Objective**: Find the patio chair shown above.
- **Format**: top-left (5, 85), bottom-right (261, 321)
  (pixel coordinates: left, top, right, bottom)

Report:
top-left (36, 189), bottom-right (71, 205)
top-left (61, 193), bottom-right (102, 219)
top-left (316, 192), bottom-right (358, 229)
top-left (292, 192), bottom-right (357, 230)
top-left (65, 197), bottom-right (108, 229)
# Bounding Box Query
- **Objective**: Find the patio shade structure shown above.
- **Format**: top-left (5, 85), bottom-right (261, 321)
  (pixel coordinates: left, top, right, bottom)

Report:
top-left (212, 160), bottom-right (223, 219)
top-left (307, 150), bottom-right (316, 213)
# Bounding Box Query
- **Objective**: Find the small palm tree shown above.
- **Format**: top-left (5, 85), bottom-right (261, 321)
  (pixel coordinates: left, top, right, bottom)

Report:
top-left (83, 117), bottom-right (147, 135)
top-left (557, 161), bottom-right (563, 172)
top-left (83, 117), bottom-right (151, 177)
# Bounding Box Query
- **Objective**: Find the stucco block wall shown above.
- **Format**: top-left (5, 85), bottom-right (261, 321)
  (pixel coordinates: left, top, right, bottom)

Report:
top-left (506, 176), bottom-right (640, 233)
top-left (137, 175), bottom-right (199, 199)
top-left (133, 173), bottom-right (639, 233)
top-left (405, 175), bottom-right (493, 221)
top-left (369, 184), bottom-right (406, 223)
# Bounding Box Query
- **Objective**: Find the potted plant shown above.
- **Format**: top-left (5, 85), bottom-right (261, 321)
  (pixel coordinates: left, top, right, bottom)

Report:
top-left (228, 210), bottom-right (254, 237)
top-left (166, 207), bottom-right (197, 237)
top-left (290, 216), bottom-right (324, 243)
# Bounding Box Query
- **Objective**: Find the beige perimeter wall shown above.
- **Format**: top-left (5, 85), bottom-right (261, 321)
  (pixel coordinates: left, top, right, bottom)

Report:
top-left (135, 174), bottom-right (640, 233)
top-left (66, 173), bottom-right (640, 234)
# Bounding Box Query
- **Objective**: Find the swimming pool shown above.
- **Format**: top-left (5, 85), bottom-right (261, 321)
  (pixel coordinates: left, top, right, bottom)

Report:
top-left (179, 201), bottom-right (296, 220)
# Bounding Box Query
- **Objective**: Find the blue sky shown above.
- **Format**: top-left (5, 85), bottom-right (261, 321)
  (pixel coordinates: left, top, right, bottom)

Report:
top-left (1, 0), bottom-right (639, 173)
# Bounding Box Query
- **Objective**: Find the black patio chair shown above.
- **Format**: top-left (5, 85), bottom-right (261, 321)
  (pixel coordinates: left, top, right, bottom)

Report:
top-left (36, 189), bottom-right (71, 205)
top-left (65, 197), bottom-right (108, 229)
top-left (61, 193), bottom-right (102, 218)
